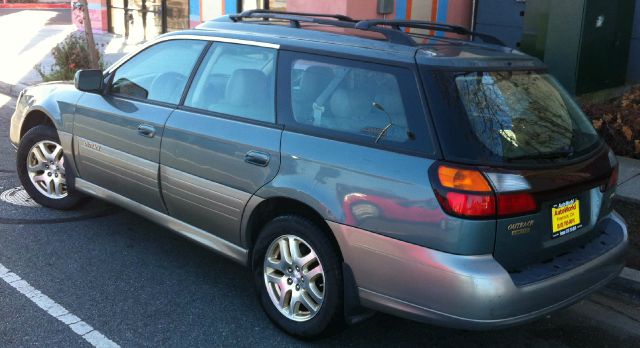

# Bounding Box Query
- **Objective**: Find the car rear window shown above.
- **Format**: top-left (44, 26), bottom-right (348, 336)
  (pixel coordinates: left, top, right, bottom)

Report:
top-left (422, 70), bottom-right (602, 165)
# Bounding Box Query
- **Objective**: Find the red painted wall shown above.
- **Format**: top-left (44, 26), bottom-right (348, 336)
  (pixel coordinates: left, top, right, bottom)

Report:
top-left (287, 0), bottom-right (394, 19)
top-left (446, 0), bottom-right (472, 28)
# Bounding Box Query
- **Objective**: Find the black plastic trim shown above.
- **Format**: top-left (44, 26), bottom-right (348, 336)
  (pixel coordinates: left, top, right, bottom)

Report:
top-left (509, 219), bottom-right (624, 287)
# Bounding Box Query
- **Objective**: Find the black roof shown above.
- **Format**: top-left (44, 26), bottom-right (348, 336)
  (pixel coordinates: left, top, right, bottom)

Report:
top-left (164, 11), bottom-right (544, 69)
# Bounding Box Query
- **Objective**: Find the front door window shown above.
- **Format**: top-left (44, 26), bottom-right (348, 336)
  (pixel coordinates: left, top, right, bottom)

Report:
top-left (110, 40), bottom-right (207, 105)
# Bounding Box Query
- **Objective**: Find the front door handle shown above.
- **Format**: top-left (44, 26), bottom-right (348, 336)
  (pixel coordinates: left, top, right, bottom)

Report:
top-left (137, 124), bottom-right (156, 138)
top-left (244, 150), bottom-right (270, 167)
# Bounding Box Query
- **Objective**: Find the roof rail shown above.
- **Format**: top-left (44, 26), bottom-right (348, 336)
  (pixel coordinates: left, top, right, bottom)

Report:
top-left (230, 9), bottom-right (355, 23)
top-left (229, 10), bottom-right (416, 45)
top-left (355, 19), bottom-right (505, 46)
top-left (227, 10), bottom-right (505, 47)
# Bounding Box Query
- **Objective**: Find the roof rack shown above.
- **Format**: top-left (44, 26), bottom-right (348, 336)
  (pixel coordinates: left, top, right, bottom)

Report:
top-left (228, 10), bottom-right (505, 47)
top-left (355, 19), bottom-right (505, 46)
top-left (230, 10), bottom-right (415, 45)
top-left (230, 9), bottom-right (355, 22)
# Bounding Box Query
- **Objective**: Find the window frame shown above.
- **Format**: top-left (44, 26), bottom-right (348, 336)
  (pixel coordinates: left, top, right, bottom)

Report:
top-left (105, 39), bottom-right (211, 108)
top-left (277, 50), bottom-right (437, 157)
top-left (179, 41), bottom-right (279, 125)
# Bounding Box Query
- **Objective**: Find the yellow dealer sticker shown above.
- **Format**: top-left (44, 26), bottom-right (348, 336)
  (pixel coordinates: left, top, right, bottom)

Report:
top-left (552, 199), bottom-right (581, 238)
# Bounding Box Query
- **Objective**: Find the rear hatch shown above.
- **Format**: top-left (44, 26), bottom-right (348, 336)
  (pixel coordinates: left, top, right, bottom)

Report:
top-left (420, 64), bottom-right (617, 273)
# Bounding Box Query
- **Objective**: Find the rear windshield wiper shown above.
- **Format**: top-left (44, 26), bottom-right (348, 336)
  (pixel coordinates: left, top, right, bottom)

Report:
top-left (372, 101), bottom-right (393, 143)
top-left (506, 151), bottom-right (574, 162)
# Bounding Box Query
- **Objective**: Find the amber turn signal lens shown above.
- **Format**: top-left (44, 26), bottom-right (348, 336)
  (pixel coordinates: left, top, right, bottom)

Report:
top-left (437, 166), bottom-right (492, 192)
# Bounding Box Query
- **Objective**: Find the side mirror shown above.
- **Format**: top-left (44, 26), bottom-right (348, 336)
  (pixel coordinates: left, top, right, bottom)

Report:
top-left (74, 69), bottom-right (103, 93)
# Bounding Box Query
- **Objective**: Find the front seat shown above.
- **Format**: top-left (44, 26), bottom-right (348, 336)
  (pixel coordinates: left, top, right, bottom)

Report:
top-left (149, 72), bottom-right (186, 104)
top-left (220, 69), bottom-right (271, 121)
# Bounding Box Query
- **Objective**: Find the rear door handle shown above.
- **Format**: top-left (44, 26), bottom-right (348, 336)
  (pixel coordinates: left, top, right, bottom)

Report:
top-left (137, 124), bottom-right (156, 138)
top-left (244, 150), bottom-right (270, 167)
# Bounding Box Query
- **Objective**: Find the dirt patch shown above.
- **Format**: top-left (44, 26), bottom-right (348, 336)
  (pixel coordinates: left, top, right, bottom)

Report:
top-left (612, 200), bottom-right (640, 269)
top-left (582, 86), bottom-right (640, 159)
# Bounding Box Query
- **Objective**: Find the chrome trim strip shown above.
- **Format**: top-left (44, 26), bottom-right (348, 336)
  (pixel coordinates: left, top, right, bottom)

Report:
top-left (75, 178), bottom-right (249, 265)
top-left (158, 34), bottom-right (280, 49)
top-left (106, 35), bottom-right (279, 74)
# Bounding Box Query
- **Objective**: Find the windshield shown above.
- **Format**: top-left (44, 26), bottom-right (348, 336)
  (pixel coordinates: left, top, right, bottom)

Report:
top-left (423, 70), bottom-right (601, 165)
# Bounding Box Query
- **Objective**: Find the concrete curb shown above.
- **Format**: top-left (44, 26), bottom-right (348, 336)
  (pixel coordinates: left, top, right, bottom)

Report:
top-left (0, 80), bottom-right (29, 98)
top-left (620, 267), bottom-right (640, 283)
top-left (615, 195), bottom-right (640, 206)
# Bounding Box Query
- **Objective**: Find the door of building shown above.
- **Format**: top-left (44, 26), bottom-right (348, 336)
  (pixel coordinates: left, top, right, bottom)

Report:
top-left (108, 0), bottom-right (188, 41)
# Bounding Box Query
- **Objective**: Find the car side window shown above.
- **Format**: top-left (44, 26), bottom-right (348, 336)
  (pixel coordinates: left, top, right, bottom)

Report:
top-left (109, 40), bottom-right (207, 105)
top-left (284, 54), bottom-right (430, 152)
top-left (184, 43), bottom-right (276, 123)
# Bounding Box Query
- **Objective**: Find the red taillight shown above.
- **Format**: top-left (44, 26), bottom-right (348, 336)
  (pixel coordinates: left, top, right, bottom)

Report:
top-left (497, 192), bottom-right (538, 216)
top-left (435, 191), bottom-right (496, 217)
top-left (432, 164), bottom-right (538, 219)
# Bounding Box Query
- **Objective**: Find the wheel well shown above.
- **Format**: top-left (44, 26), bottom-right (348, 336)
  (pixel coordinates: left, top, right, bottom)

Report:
top-left (20, 110), bottom-right (55, 139)
top-left (246, 197), bottom-right (342, 261)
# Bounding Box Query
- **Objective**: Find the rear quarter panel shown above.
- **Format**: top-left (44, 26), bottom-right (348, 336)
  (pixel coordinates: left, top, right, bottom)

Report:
top-left (257, 132), bottom-right (496, 255)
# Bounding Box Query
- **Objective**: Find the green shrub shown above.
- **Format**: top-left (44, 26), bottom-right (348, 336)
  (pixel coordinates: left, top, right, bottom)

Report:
top-left (35, 32), bottom-right (106, 82)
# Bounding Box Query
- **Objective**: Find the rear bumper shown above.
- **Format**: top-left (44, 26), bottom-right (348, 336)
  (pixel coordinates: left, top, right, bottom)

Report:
top-left (328, 212), bottom-right (627, 330)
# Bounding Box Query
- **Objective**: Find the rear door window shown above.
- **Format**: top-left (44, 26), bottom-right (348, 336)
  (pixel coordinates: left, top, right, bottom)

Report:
top-left (279, 52), bottom-right (433, 155)
top-left (184, 43), bottom-right (276, 123)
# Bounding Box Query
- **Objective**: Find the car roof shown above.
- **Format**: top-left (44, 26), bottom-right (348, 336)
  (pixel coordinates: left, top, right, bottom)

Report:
top-left (162, 16), bottom-right (544, 70)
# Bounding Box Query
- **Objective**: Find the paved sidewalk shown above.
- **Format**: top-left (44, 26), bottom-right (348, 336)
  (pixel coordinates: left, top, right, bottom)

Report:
top-left (617, 156), bottom-right (640, 204)
top-left (0, 9), bottom-right (142, 97)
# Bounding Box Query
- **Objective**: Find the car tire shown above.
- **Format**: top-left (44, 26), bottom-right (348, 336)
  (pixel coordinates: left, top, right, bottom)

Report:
top-left (16, 125), bottom-right (84, 210)
top-left (253, 215), bottom-right (345, 339)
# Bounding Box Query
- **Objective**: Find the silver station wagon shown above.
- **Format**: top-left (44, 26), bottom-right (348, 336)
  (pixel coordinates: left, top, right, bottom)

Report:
top-left (9, 10), bottom-right (627, 338)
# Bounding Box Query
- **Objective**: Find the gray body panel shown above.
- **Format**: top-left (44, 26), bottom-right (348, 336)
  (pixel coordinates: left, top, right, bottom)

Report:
top-left (160, 109), bottom-right (282, 246)
top-left (257, 131), bottom-right (496, 255)
top-left (73, 93), bottom-right (172, 212)
top-left (329, 211), bottom-right (627, 329)
top-left (9, 83), bottom-right (81, 149)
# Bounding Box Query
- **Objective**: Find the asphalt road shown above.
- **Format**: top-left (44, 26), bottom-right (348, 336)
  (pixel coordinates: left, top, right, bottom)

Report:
top-left (1, 93), bottom-right (640, 347)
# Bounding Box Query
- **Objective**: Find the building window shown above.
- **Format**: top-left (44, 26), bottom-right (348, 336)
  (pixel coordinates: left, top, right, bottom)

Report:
top-left (107, 0), bottom-right (189, 41)
top-left (240, 0), bottom-right (286, 12)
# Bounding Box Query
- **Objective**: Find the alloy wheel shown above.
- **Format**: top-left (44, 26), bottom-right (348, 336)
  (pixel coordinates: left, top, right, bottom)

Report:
top-left (263, 235), bottom-right (325, 322)
top-left (26, 140), bottom-right (67, 199)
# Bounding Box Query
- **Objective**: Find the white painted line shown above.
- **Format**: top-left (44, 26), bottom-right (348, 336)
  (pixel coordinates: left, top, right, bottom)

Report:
top-left (620, 267), bottom-right (640, 283)
top-left (0, 262), bottom-right (120, 348)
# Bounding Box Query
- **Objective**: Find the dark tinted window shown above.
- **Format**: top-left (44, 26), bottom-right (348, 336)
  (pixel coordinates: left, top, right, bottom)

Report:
top-left (281, 52), bottom-right (433, 154)
top-left (110, 40), bottom-right (207, 104)
top-left (423, 69), bottom-right (602, 165)
top-left (184, 43), bottom-right (276, 123)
